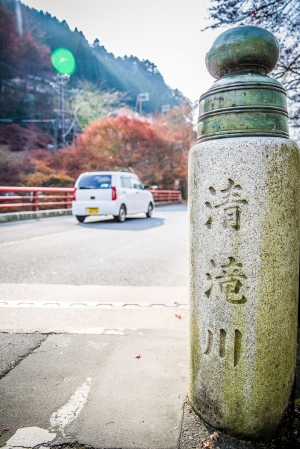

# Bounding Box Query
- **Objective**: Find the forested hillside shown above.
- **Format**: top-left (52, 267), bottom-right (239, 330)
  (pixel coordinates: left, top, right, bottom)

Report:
top-left (0, 0), bottom-right (194, 192)
top-left (0, 0), bottom-right (184, 115)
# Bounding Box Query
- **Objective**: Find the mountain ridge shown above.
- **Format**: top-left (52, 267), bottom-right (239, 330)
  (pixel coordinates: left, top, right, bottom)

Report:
top-left (0, 0), bottom-right (185, 114)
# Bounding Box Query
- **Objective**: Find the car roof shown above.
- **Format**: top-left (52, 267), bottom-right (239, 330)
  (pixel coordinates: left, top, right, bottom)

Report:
top-left (79, 171), bottom-right (137, 177)
top-left (79, 171), bottom-right (138, 178)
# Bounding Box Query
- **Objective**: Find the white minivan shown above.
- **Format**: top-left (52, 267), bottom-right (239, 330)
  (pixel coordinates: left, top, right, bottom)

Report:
top-left (72, 171), bottom-right (154, 223)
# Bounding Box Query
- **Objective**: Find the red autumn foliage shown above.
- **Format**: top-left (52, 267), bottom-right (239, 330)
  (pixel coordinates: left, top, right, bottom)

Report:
top-left (52, 110), bottom-right (195, 189)
top-left (19, 30), bottom-right (51, 77)
top-left (0, 107), bottom-right (196, 190)
top-left (0, 4), bottom-right (20, 79)
top-left (153, 104), bottom-right (195, 188)
top-left (0, 124), bottom-right (53, 152)
top-left (0, 145), bottom-right (27, 186)
top-left (0, 4), bottom-right (51, 79)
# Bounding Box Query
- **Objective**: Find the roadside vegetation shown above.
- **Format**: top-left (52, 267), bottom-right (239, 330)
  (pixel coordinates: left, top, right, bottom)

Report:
top-left (0, 103), bottom-right (195, 193)
top-left (0, 0), bottom-right (194, 192)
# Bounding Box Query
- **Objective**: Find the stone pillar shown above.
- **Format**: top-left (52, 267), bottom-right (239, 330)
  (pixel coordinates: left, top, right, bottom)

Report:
top-left (188, 25), bottom-right (300, 441)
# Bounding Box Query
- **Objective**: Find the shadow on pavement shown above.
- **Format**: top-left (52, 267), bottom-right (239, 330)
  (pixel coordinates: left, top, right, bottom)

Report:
top-left (155, 203), bottom-right (187, 212)
top-left (77, 215), bottom-right (165, 231)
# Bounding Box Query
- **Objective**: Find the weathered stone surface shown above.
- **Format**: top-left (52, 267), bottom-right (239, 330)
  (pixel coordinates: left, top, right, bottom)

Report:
top-left (188, 136), bottom-right (300, 440)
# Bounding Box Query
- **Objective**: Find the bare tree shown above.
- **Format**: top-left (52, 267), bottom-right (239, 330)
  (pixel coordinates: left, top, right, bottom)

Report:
top-left (69, 81), bottom-right (128, 129)
top-left (205, 0), bottom-right (300, 138)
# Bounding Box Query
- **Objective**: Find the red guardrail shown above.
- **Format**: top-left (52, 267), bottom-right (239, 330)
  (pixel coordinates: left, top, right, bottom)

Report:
top-left (0, 186), bottom-right (74, 211)
top-left (0, 187), bottom-right (181, 212)
top-left (149, 189), bottom-right (181, 203)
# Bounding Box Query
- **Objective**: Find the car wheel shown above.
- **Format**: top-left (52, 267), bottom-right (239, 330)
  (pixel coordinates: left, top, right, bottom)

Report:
top-left (114, 205), bottom-right (126, 222)
top-left (146, 203), bottom-right (153, 218)
top-left (76, 215), bottom-right (86, 223)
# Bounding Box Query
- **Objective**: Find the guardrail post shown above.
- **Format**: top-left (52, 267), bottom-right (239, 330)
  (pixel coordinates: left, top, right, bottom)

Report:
top-left (64, 192), bottom-right (69, 209)
top-left (32, 191), bottom-right (39, 212)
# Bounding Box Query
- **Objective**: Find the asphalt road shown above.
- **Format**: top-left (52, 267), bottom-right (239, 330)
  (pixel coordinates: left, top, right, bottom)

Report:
top-left (0, 204), bottom-right (188, 287)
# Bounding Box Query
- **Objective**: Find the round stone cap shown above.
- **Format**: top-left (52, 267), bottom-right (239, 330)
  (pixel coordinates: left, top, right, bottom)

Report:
top-left (206, 26), bottom-right (280, 79)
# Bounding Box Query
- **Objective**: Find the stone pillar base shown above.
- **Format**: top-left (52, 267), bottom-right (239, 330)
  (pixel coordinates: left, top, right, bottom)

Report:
top-left (188, 136), bottom-right (300, 440)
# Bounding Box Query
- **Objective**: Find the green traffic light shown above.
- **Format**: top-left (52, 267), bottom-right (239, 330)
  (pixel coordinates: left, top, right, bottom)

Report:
top-left (51, 48), bottom-right (76, 75)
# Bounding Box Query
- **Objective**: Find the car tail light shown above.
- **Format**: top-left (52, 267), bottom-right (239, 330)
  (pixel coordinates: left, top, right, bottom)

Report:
top-left (112, 186), bottom-right (117, 201)
top-left (72, 188), bottom-right (77, 201)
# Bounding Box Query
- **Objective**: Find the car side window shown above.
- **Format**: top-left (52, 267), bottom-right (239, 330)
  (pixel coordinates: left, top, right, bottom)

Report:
top-left (130, 178), bottom-right (143, 189)
top-left (121, 176), bottom-right (131, 188)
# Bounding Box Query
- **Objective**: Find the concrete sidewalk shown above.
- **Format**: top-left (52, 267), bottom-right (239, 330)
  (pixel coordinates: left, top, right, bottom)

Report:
top-left (0, 286), bottom-right (189, 449)
top-left (0, 330), bottom-right (187, 449)
top-left (1, 288), bottom-right (300, 449)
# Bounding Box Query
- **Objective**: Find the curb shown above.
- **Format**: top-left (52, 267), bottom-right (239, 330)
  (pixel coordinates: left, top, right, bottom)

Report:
top-left (0, 209), bottom-right (72, 223)
top-left (154, 201), bottom-right (182, 206)
top-left (0, 202), bottom-right (183, 223)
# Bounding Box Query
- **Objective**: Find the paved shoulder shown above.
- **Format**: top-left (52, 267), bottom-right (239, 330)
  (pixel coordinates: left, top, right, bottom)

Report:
top-left (0, 330), bottom-right (187, 449)
top-left (0, 333), bottom-right (46, 379)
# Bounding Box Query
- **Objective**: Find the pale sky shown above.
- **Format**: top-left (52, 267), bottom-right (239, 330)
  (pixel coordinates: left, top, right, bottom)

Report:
top-left (22, 0), bottom-right (224, 103)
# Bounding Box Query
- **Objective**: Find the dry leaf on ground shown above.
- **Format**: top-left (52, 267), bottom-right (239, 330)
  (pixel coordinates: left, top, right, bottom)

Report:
top-left (0, 427), bottom-right (9, 437)
top-left (210, 431), bottom-right (219, 442)
top-left (203, 441), bottom-right (211, 448)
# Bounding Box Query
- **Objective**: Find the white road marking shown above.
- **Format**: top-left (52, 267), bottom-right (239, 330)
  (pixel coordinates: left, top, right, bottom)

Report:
top-left (0, 229), bottom-right (82, 247)
top-left (0, 284), bottom-right (188, 305)
top-left (0, 301), bottom-right (187, 309)
top-left (5, 427), bottom-right (56, 448)
top-left (50, 377), bottom-right (92, 432)
top-left (2, 379), bottom-right (92, 448)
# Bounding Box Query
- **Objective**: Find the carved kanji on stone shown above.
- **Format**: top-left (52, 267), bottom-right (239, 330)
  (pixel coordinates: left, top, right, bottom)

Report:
top-left (205, 179), bottom-right (248, 230)
top-left (205, 257), bottom-right (247, 304)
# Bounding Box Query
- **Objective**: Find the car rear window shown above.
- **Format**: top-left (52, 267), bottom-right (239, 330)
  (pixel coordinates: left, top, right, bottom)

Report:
top-left (78, 174), bottom-right (112, 189)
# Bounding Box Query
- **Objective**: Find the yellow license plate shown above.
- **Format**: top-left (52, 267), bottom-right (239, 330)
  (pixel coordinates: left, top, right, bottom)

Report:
top-left (87, 207), bottom-right (99, 214)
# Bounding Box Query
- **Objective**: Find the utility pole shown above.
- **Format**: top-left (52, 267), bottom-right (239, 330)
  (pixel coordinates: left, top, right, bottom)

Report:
top-left (50, 47), bottom-right (76, 146)
top-left (135, 93), bottom-right (149, 115)
top-left (51, 74), bottom-right (70, 146)
top-left (58, 74), bottom-right (70, 146)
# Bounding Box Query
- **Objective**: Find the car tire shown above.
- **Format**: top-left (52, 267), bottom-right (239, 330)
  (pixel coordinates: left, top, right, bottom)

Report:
top-left (114, 205), bottom-right (126, 222)
top-left (76, 215), bottom-right (86, 223)
top-left (146, 203), bottom-right (153, 218)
